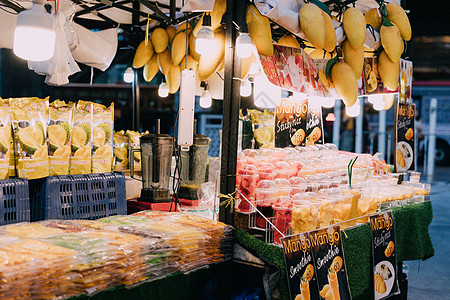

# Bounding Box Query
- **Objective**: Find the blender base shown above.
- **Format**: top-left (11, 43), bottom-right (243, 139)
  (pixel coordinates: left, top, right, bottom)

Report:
top-left (138, 188), bottom-right (172, 203)
top-left (177, 185), bottom-right (201, 200)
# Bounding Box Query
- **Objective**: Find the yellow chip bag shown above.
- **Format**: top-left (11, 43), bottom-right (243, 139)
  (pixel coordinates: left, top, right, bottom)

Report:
top-left (0, 99), bottom-right (12, 179)
top-left (48, 100), bottom-right (73, 175)
top-left (113, 130), bottom-right (128, 171)
top-left (11, 97), bottom-right (49, 179)
top-left (92, 102), bottom-right (113, 173)
top-left (70, 100), bottom-right (93, 174)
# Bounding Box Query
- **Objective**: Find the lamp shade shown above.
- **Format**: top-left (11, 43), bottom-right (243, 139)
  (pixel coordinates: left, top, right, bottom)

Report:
top-left (13, 0), bottom-right (56, 61)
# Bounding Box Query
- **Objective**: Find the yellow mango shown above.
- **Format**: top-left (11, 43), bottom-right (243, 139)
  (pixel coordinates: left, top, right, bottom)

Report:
top-left (343, 39), bottom-right (364, 79)
top-left (165, 64), bottom-right (181, 94)
top-left (380, 24), bottom-right (403, 63)
top-left (189, 34), bottom-right (201, 62)
top-left (143, 55), bottom-right (159, 82)
top-left (171, 32), bottom-right (188, 65)
top-left (246, 4), bottom-right (273, 56)
top-left (277, 34), bottom-right (300, 48)
top-left (309, 49), bottom-right (332, 59)
top-left (378, 50), bottom-right (399, 91)
top-left (342, 8), bottom-right (366, 50)
top-left (151, 28), bottom-right (169, 53)
top-left (165, 26), bottom-right (177, 44)
top-left (157, 49), bottom-right (173, 75)
top-left (323, 11), bottom-right (336, 52)
top-left (298, 3), bottom-right (325, 50)
top-left (132, 40), bottom-right (154, 69)
top-left (386, 3), bottom-right (411, 41)
top-left (240, 55), bottom-right (256, 79)
top-left (176, 22), bottom-right (191, 35)
top-left (365, 8), bottom-right (382, 29)
top-left (180, 55), bottom-right (198, 73)
top-left (193, 0), bottom-right (226, 37)
top-left (384, 94), bottom-right (396, 110)
top-left (198, 29), bottom-right (226, 81)
top-left (331, 62), bottom-right (358, 107)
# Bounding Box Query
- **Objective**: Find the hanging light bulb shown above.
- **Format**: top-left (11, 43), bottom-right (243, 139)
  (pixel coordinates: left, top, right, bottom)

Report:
top-left (200, 89), bottom-right (212, 108)
top-left (13, 0), bottom-right (56, 61)
top-left (236, 24), bottom-right (253, 59)
top-left (158, 82), bottom-right (169, 98)
top-left (195, 13), bottom-right (214, 55)
top-left (345, 99), bottom-right (361, 117)
top-left (321, 97), bottom-right (336, 108)
top-left (240, 79), bottom-right (252, 97)
top-left (123, 67), bottom-right (134, 83)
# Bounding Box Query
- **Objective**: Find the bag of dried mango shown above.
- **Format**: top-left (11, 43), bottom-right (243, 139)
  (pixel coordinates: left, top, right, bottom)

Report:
top-left (0, 99), bottom-right (12, 179)
top-left (113, 130), bottom-right (128, 171)
top-left (92, 102), bottom-right (113, 173)
top-left (48, 100), bottom-right (73, 176)
top-left (11, 97), bottom-right (49, 179)
top-left (70, 100), bottom-right (93, 174)
top-left (127, 130), bottom-right (143, 172)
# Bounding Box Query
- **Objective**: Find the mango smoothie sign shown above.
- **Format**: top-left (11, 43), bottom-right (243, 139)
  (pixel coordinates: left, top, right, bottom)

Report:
top-left (394, 102), bottom-right (415, 172)
top-left (275, 98), bottom-right (308, 148)
top-left (370, 211), bottom-right (400, 300)
top-left (310, 226), bottom-right (351, 300)
top-left (281, 233), bottom-right (320, 300)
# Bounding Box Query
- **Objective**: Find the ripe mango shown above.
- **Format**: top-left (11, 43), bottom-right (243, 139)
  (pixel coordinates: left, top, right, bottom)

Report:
top-left (240, 55), bottom-right (256, 79)
top-left (380, 24), bottom-right (403, 63)
top-left (133, 40), bottom-right (154, 69)
top-left (331, 61), bottom-right (358, 107)
top-left (198, 29), bottom-right (225, 81)
top-left (277, 34), bottom-right (300, 48)
top-left (343, 39), bottom-right (364, 79)
top-left (298, 3), bottom-right (325, 50)
top-left (193, 0), bottom-right (226, 37)
top-left (180, 55), bottom-right (198, 73)
top-left (323, 11), bottom-right (336, 52)
top-left (378, 50), bottom-right (399, 91)
top-left (165, 26), bottom-right (177, 44)
top-left (246, 4), bottom-right (273, 56)
top-left (386, 3), bottom-right (411, 41)
top-left (151, 28), bottom-right (169, 53)
top-left (165, 64), bottom-right (181, 94)
top-left (384, 93), bottom-right (396, 110)
top-left (188, 34), bottom-right (201, 62)
top-left (143, 55), bottom-right (159, 82)
top-left (342, 8), bottom-right (366, 50)
top-left (309, 49), bottom-right (332, 59)
top-left (157, 49), bottom-right (173, 75)
top-left (171, 31), bottom-right (188, 65)
top-left (365, 8), bottom-right (382, 29)
top-left (176, 22), bottom-right (191, 35)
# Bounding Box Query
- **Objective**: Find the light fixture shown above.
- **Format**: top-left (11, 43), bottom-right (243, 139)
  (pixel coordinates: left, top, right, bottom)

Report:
top-left (236, 23), bottom-right (253, 59)
top-left (345, 98), bottom-right (361, 117)
top-left (13, 0), bottom-right (56, 61)
top-left (123, 67), bottom-right (134, 83)
top-left (240, 79), bottom-right (252, 97)
top-left (195, 13), bottom-right (214, 55)
top-left (158, 82), bottom-right (169, 98)
top-left (200, 89), bottom-right (212, 108)
top-left (321, 97), bottom-right (336, 108)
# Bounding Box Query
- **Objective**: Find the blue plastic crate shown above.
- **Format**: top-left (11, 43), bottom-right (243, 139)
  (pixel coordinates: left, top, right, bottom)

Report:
top-left (0, 178), bottom-right (30, 225)
top-left (29, 172), bottom-right (126, 221)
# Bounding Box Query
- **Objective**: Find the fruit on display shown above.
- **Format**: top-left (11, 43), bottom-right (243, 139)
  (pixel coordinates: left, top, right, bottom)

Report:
top-left (342, 39), bottom-right (364, 79)
top-left (240, 55), bottom-right (256, 79)
top-left (322, 11), bottom-right (336, 52)
top-left (331, 62), bottom-right (358, 107)
top-left (378, 50), bottom-right (399, 91)
top-left (180, 55), bottom-right (198, 72)
top-left (151, 28), bottom-right (169, 53)
top-left (133, 40), bottom-right (154, 68)
top-left (384, 94), bottom-right (395, 110)
top-left (193, 0), bottom-right (226, 37)
top-left (166, 64), bottom-right (181, 94)
top-left (298, 3), bottom-right (325, 50)
top-left (157, 49), bottom-right (173, 75)
top-left (365, 8), bottom-right (382, 29)
top-left (342, 7), bottom-right (366, 50)
top-left (380, 23), bottom-right (403, 63)
top-left (309, 49), bottom-right (333, 59)
top-left (277, 34), bottom-right (301, 48)
top-left (188, 34), bottom-right (201, 61)
top-left (143, 55), bottom-right (159, 82)
top-left (171, 31), bottom-right (188, 66)
top-left (386, 3), bottom-right (411, 41)
top-left (198, 29), bottom-right (226, 81)
top-left (165, 25), bottom-right (177, 43)
top-left (246, 4), bottom-right (274, 56)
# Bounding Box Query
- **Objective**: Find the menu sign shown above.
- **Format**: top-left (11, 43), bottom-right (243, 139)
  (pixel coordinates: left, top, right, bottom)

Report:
top-left (370, 211), bottom-right (400, 300)
top-left (310, 226), bottom-right (352, 300)
top-left (306, 101), bottom-right (324, 145)
top-left (399, 59), bottom-right (413, 103)
top-left (275, 98), bottom-right (308, 148)
top-left (394, 102), bottom-right (415, 172)
top-left (281, 233), bottom-right (320, 300)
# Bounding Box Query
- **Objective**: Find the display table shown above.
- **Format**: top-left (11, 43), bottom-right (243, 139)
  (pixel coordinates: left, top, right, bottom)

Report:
top-left (235, 201), bottom-right (434, 300)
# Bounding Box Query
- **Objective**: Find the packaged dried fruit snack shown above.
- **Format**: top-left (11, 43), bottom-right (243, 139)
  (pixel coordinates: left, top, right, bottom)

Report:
top-left (0, 99), bottom-right (12, 179)
top-left (70, 100), bottom-right (93, 174)
top-left (92, 102), bottom-right (114, 173)
top-left (113, 130), bottom-right (128, 171)
top-left (127, 130), bottom-right (142, 171)
top-left (11, 97), bottom-right (49, 179)
top-left (48, 100), bottom-right (73, 175)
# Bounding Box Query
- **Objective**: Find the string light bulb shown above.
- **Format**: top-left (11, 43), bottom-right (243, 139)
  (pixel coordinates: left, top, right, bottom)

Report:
top-left (240, 79), bottom-right (252, 97)
top-left (200, 89), bottom-right (212, 108)
top-left (195, 13), bottom-right (214, 55)
top-left (123, 67), bottom-right (134, 83)
top-left (158, 82), bottom-right (169, 98)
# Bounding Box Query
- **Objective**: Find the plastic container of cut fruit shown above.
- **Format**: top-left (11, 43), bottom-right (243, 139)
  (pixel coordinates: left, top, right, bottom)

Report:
top-left (316, 197), bottom-right (335, 229)
top-left (289, 177), bottom-right (307, 195)
top-left (273, 161), bottom-right (291, 179)
top-left (291, 200), bottom-right (319, 234)
top-left (236, 164), bottom-right (258, 213)
top-left (306, 175), bottom-right (320, 192)
top-left (254, 180), bottom-right (278, 228)
top-left (274, 178), bottom-right (291, 197)
top-left (272, 196), bottom-right (293, 244)
top-left (256, 163), bottom-right (275, 182)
